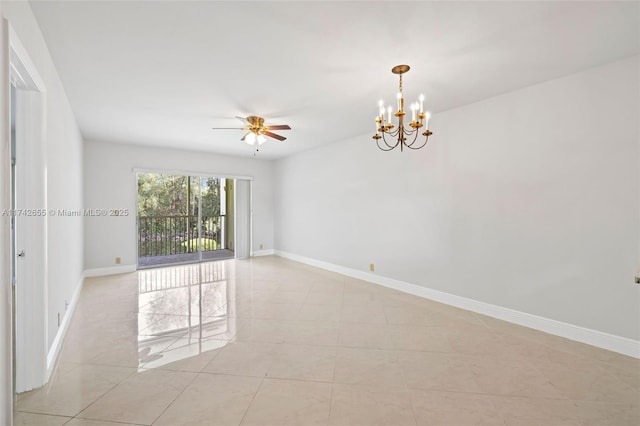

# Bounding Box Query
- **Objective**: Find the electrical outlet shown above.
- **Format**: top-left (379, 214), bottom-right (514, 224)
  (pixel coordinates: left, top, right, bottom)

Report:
top-left (369, 263), bottom-right (375, 272)
top-left (115, 257), bottom-right (121, 264)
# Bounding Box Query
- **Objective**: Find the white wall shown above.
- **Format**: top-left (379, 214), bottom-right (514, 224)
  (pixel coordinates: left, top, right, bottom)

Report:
top-left (275, 56), bottom-right (640, 341)
top-left (83, 141), bottom-right (275, 270)
top-left (2, 1), bottom-right (84, 364)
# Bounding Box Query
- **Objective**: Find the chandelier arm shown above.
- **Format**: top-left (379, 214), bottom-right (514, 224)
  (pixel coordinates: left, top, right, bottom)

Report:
top-left (376, 135), bottom-right (399, 151)
top-left (379, 130), bottom-right (400, 150)
top-left (402, 127), bottom-right (418, 138)
top-left (404, 134), bottom-right (429, 150)
top-left (403, 127), bottom-right (421, 147)
top-left (385, 125), bottom-right (401, 138)
top-left (379, 125), bottom-right (401, 146)
top-left (376, 139), bottom-right (397, 151)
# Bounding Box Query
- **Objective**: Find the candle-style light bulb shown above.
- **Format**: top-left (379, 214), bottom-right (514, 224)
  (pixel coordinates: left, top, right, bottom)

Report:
top-left (419, 94), bottom-right (425, 113)
top-left (411, 103), bottom-right (416, 122)
top-left (387, 106), bottom-right (392, 123)
top-left (396, 92), bottom-right (402, 111)
top-left (425, 111), bottom-right (431, 129)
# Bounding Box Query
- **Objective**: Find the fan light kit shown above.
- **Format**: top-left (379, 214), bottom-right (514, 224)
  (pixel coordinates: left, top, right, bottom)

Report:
top-left (212, 115), bottom-right (291, 153)
top-left (373, 65), bottom-right (433, 151)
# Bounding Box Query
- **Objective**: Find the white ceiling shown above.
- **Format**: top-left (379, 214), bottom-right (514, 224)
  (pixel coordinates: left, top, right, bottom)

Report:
top-left (29, 1), bottom-right (640, 159)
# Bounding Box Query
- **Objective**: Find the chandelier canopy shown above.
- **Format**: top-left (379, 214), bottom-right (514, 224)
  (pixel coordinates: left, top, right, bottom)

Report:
top-left (373, 65), bottom-right (433, 151)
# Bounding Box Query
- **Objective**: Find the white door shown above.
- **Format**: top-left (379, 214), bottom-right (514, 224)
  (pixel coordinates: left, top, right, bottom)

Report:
top-left (12, 87), bottom-right (46, 393)
top-left (9, 28), bottom-right (48, 392)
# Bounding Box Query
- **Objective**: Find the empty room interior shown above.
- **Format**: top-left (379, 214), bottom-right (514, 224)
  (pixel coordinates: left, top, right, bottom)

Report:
top-left (1, 1), bottom-right (639, 425)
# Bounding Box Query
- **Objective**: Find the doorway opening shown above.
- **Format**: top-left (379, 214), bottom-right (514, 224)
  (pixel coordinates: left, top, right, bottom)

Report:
top-left (136, 173), bottom-right (238, 268)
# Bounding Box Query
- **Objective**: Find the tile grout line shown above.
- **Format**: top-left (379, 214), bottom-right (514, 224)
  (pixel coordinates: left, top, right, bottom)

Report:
top-left (236, 366), bottom-right (267, 425)
top-left (325, 275), bottom-right (348, 425)
top-left (61, 370), bottom-right (137, 424)
top-left (149, 371), bottom-right (201, 425)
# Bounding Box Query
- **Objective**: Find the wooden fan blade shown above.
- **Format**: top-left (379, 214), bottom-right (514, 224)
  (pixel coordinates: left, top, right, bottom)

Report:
top-left (265, 124), bottom-right (291, 130)
top-left (241, 132), bottom-right (249, 141)
top-left (263, 131), bottom-right (286, 141)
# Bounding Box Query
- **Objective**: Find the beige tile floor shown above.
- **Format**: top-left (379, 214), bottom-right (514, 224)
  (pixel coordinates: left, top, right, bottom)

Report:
top-left (15, 256), bottom-right (640, 426)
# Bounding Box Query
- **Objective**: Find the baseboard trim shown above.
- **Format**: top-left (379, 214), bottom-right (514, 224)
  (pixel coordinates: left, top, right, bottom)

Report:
top-left (46, 272), bottom-right (84, 381)
top-left (252, 249), bottom-right (275, 257)
top-left (274, 250), bottom-right (640, 359)
top-left (84, 264), bottom-right (137, 277)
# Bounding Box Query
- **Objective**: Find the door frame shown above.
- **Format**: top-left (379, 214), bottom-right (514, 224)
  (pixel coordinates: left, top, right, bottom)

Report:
top-left (0, 16), bottom-right (10, 426)
top-left (133, 168), bottom-right (253, 267)
top-left (5, 21), bottom-right (47, 398)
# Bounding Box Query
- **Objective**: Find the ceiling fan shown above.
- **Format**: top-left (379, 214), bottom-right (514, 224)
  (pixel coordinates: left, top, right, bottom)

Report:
top-left (212, 116), bottom-right (291, 148)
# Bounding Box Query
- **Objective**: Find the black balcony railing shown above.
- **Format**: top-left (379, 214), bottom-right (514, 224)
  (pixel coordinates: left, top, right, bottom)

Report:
top-left (138, 215), bottom-right (225, 258)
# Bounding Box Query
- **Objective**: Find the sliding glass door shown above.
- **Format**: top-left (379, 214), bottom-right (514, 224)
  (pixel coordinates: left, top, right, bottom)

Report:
top-left (137, 173), bottom-right (236, 268)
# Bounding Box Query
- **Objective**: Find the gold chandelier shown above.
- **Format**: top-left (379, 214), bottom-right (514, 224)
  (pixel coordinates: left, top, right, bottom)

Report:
top-left (373, 65), bottom-right (433, 151)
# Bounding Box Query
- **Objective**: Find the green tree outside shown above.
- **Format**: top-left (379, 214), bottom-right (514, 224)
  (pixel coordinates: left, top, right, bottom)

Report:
top-left (137, 173), bottom-right (223, 257)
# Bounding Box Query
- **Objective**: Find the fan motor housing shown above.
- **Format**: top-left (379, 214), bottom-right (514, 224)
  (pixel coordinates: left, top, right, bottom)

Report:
top-left (246, 116), bottom-right (265, 128)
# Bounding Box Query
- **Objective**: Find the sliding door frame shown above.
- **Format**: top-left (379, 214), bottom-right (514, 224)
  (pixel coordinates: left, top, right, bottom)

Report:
top-left (133, 168), bottom-right (253, 267)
